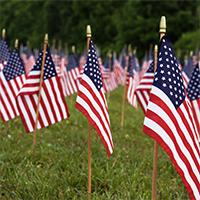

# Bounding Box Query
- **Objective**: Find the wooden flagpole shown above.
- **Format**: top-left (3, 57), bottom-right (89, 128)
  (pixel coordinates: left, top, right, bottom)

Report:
top-left (151, 45), bottom-right (158, 200)
top-left (120, 44), bottom-right (131, 128)
top-left (33, 34), bottom-right (48, 147)
top-left (151, 16), bottom-right (166, 200)
top-left (86, 25), bottom-right (92, 198)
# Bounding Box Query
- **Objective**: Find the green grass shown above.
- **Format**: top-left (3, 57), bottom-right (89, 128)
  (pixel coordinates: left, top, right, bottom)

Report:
top-left (0, 86), bottom-right (188, 200)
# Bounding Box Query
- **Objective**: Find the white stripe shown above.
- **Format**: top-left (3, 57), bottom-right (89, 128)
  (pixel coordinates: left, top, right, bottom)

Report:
top-left (32, 95), bottom-right (42, 129)
top-left (1, 75), bottom-right (18, 115)
top-left (144, 118), bottom-right (200, 199)
top-left (136, 91), bottom-right (147, 111)
top-left (45, 80), bottom-right (61, 122)
top-left (1, 80), bottom-right (15, 118)
top-left (17, 96), bottom-right (33, 132)
top-left (52, 77), bottom-right (68, 119)
top-left (40, 86), bottom-right (55, 124)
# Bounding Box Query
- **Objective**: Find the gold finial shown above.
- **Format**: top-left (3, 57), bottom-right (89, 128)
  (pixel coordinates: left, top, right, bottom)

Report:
top-left (44, 33), bottom-right (48, 44)
top-left (159, 16), bottom-right (166, 35)
top-left (2, 29), bottom-right (6, 39)
top-left (15, 39), bottom-right (19, 49)
top-left (72, 45), bottom-right (76, 53)
top-left (86, 25), bottom-right (92, 38)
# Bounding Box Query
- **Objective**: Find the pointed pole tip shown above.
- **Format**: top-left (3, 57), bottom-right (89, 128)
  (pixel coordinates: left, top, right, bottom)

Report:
top-left (159, 16), bottom-right (166, 34)
top-left (44, 34), bottom-right (48, 44)
top-left (2, 28), bottom-right (6, 39)
top-left (86, 25), bottom-right (92, 38)
top-left (15, 39), bottom-right (19, 49)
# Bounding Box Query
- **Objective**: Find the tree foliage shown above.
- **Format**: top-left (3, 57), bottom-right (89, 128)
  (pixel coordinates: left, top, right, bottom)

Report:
top-left (0, 0), bottom-right (199, 58)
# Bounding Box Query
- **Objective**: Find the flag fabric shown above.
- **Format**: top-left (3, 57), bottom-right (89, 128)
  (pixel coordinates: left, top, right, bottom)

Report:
top-left (0, 48), bottom-right (26, 121)
top-left (135, 62), bottom-right (154, 113)
top-left (16, 47), bottom-right (70, 133)
top-left (187, 64), bottom-right (200, 137)
top-left (143, 36), bottom-right (200, 200)
top-left (0, 39), bottom-right (10, 71)
top-left (127, 55), bottom-right (140, 108)
top-left (76, 40), bottom-right (113, 156)
top-left (64, 54), bottom-right (80, 96)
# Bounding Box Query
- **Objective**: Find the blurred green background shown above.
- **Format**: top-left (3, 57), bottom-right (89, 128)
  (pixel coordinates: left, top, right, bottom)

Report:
top-left (0, 0), bottom-right (199, 58)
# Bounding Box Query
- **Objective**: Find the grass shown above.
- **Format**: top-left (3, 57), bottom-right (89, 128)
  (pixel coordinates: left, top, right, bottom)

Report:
top-left (0, 86), bottom-right (188, 200)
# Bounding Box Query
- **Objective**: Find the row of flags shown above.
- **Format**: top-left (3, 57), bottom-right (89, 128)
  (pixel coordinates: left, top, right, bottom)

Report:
top-left (0, 34), bottom-right (199, 199)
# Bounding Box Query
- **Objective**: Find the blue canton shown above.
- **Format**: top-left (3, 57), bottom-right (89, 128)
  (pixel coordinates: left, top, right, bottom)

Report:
top-left (3, 48), bottom-right (25, 81)
top-left (154, 36), bottom-right (185, 108)
top-left (67, 54), bottom-right (79, 71)
top-left (147, 61), bottom-right (154, 73)
top-left (33, 47), bottom-right (57, 80)
top-left (84, 40), bottom-right (103, 91)
top-left (187, 64), bottom-right (200, 101)
top-left (0, 39), bottom-right (10, 62)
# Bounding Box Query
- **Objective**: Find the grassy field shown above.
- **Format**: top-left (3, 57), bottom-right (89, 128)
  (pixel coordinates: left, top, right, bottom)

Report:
top-left (0, 86), bottom-right (188, 200)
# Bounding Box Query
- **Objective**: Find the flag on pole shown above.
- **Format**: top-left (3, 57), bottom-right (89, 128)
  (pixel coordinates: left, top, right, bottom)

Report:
top-left (16, 47), bottom-right (70, 133)
top-left (0, 39), bottom-right (10, 70)
top-left (64, 54), bottom-right (80, 96)
top-left (0, 48), bottom-right (26, 122)
top-left (135, 62), bottom-right (154, 113)
top-left (187, 64), bottom-right (200, 137)
top-left (143, 36), bottom-right (200, 200)
top-left (76, 40), bottom-right (113, 156)
top-left (127, 55), bottom-right (140, 108)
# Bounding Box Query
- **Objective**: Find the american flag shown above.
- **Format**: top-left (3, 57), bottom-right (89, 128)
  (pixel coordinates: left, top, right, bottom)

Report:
top-left (187, 64), bottom-right (200, 137)
top-left (0, 39), bottom-right (10, 71)
top-left (143, 36), bottom-right (200, 200)
top-left (64, 54), bottom-right (80, 96)
top-left (76, 40), bottom-right (113, 156)
top-left (127, 55), bottom-right (140, 108)
top-left (135, 62), bottom-right (154, 113)
top-left (0, 48), bottom-right (26, 122)
top-left (16, 47), bottom-right (70, 133)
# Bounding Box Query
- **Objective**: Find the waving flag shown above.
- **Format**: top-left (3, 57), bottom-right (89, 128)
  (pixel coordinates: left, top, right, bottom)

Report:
top-left (17, 47), bottom-right (69, 133)
top-left (0, 39), bottom-right (10, 70)
top-left (127, 55), bottom-right (140, 108)
top-left (64, 54), bottom-right (80, 96)
top-left (0, 48), bottom-right (26, 122)
top-left (135, 62), bottom-right (154, 113)
top-left (144, 36), bottom-right (200, 200)
top-left (76, 40), bottom-right (113, 156)
top-left (187, 64), bottom-right (200, 136)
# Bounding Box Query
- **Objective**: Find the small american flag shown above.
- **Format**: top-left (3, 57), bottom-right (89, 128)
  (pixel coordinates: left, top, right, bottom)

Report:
top-left (0, 39), bottom-right (10, 71)
top-left (76, 40), bottom-right (113, 156)
top-left (64, 54), bottom-right (80, 96)
top-left (187, 64), bottom-right (200, 137)
top-left (17, 47), bottom-right (70, 133)
top-left (0, 48), bottom-right (26, 121)
top-left (144, 36), bottom-right (200, 200)
top-left (135, 62), bottom-right (154, 113)
top-left (127, 55), bottom-right (140, 108)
